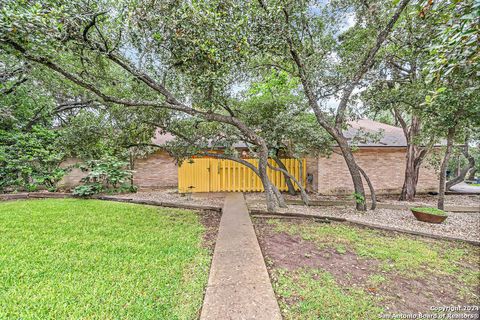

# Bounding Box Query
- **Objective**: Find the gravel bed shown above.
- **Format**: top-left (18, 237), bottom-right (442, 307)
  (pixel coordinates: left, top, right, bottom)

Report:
top-left (376, 194), bottom-right (479, 208)
top-left (248, 200), bottom-right (480, 243)
top-left (245, 192), bottom-right (479, 208)
top-left (115, 188), bottom-right (225, 207)
top-left (114, 190), bottom-right (478, 241)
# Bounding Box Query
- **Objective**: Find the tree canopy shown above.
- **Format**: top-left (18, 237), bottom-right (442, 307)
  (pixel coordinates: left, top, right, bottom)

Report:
top-left (1, 0), bottom-right (478, 210)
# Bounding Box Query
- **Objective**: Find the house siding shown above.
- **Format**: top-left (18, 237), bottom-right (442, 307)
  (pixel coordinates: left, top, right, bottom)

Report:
top-left (59, 151), bottom-right (178, 191)
top-left (58, 158), bottom-right (87, 189)
top-left (59, 148), bottom-right (439, 195)
top-left (133, 151), bottom-right (178, 190)
top-left (315, 147), bottom-right (438, 195)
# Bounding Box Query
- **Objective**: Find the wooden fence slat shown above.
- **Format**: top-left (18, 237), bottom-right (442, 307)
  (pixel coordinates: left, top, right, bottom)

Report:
top-left (179, 158), bottom-right (305, 193)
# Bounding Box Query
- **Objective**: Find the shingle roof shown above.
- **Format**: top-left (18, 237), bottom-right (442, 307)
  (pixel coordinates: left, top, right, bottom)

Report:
top-left (345, 119), bottom-right (407, 147)
top-left (151, 129), bottom-right (248, 148)
top-left (152, 119), bottom-right (412, 149)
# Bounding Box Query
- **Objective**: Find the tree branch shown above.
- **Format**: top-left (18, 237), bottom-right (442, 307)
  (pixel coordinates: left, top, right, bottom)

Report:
top-left (335, 0), bottom-right (411, 128)
top-left (1, 77), bottom-right (27, 96)
top-left (2, 39), bottom-right (261, 140)
top-left (267, 162), bottom-right (309, 205)
top-left (392, 107), bottom-right (409, 138)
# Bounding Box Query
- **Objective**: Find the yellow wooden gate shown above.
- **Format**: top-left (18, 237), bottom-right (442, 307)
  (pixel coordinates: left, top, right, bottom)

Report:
top-left (178, 158), bottom-right (306, 193)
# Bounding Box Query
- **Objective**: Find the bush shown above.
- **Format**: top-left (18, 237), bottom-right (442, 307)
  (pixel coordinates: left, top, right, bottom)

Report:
top-left (350, 192), bottom-right (365, 205)
top-left (73, 157), bottom-right (135, 197)
top-left (0, 127), bottom-right (66, 193)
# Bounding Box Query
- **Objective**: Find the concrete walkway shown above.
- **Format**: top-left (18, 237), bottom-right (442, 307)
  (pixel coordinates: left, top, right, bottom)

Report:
top-left (449, 182), bottom-right (480, 194)
top-left (200, 193), bottom-right (281, 320)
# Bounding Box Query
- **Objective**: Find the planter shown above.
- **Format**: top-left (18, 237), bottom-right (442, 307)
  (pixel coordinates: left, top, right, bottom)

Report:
top-left (411, 209), bottom-right (447, 224)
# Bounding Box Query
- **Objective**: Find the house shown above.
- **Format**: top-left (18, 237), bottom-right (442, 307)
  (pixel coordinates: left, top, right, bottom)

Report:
top-left (60, 119), bottom-right (439, 195)
top-left (306, 119), bottom-right (438, 194)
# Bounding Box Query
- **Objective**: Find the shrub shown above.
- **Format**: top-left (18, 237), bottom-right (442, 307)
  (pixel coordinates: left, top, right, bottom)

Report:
top-left (350, 192), bottom-right (365, 205)
top-left (72, 184), bottom-right (103, 197)
top-left (0, 127), bottom-right (66, 193)
top-left (73, 157), bottom-right (135, 197)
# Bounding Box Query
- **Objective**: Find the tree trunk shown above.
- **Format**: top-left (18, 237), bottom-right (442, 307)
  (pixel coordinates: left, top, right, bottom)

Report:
top-left (400, 144), bottom-right (418, 201)
top-left (358, 165), bottom-right (376, 210)
top-left (446, 144), bottom-right (475, 190)
top-left (400, 153), bottom-right (425, 201)
top-left (271, 184), bottom-right (287, 208)
top-left (438, 128), bottom-right (455, 210)
top-left (455, 155), bottom-right (461, 177)
top-left (257, 148), bottom-right (279, 212)
top-left (337, 137), bottom-right (367, 211)
top-left (467, 168), bottom-right (477, 181)
top-left (396, 114), bottom-right (429, 202)
top-left (268, 162), bottom-right (309, 206)
top-left (273, 155), bottom-right (296, 195)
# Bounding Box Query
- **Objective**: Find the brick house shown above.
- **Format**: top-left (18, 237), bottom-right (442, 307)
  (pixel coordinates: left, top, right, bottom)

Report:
top-left (60, 119), bottom-right (439, 195)
top-left (306, 119), bottom-right (438, 194)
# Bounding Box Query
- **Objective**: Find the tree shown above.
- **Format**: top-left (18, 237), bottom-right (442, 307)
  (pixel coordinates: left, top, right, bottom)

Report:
top-left (239, 70), bottom-right (333, 201)
top-left (422, 84), bottom-right (479, 209)
top-left (0, 59), bottom-right (67, 192)
top-left (445, 135), bottom-right (477, 190)
top-left (249, 0), bottom-right (411, 209)
top-left (0, 0), bottom-right (435, 212)
top-left (421, 0), bottom-right (480, 209)
top-left (0, 0), bottom-right (288, 211)
top-left (361, 3), bottom-right (438, 201)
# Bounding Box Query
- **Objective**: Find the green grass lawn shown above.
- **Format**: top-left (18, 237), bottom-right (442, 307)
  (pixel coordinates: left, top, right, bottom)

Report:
top-left (257, 219), bottom-right (480, 320)
top-left (0, 199), bottom-right (212, 320)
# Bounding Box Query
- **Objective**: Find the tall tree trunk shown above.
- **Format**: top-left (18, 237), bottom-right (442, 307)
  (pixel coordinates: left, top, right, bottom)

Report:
top-left (400, 151), bottom-right (427, 201)
top-left (446, 143), bottom-right (475, 190)
top-left (400, 144), bottom-right (418, 201)
top-left (438, 128), bottom-right (455, 210)
top-left (337, 137), bottom-right (367, 211)
top-left (257, 147), bottom-right (281, 212)
top-left (455, 154), bottom-right (461, 177)
top-left (358, 165), bottom-right (377, 210)
top-left (396, 114), bottom-right (429, 202)
top-left (273, 154), bottom-right (296, 195)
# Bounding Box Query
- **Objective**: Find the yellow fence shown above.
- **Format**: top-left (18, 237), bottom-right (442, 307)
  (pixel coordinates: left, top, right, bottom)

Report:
top-left (178, 158), bottom-right (306, 193)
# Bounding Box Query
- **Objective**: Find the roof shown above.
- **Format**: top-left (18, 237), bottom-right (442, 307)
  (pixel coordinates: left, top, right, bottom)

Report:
top-left (345, 119), bottom-right (407, 147)
top-left (152, 119), bottom-right (411, 149)
top-left (151, 129), bottom-right (247, 148)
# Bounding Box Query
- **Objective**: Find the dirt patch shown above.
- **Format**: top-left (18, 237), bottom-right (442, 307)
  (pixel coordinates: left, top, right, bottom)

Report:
top-left (255, 219), bottom-right (379, 288)
top-left (254, 218), bottom-right (480, 314)
top-left (199, 210), bottom-right (221, 251)
top-left (378, 273), bottom-right (479, 314)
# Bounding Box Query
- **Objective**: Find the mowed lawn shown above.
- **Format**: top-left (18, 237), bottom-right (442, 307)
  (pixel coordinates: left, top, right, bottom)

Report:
top-left (0, 199), bottom-right (212, 320)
